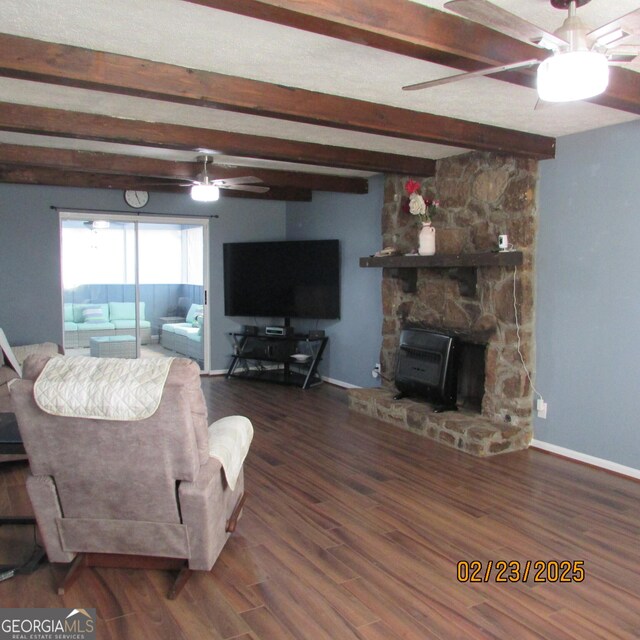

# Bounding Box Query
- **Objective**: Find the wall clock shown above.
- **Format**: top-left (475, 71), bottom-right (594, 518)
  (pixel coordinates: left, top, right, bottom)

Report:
top-left (124, 190), bottom-right (149, 209)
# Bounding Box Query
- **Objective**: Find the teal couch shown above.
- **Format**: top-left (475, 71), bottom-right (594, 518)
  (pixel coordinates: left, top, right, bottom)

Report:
top-left (64, 302), bottom-right (151, 348)
top-left (160, 304), bottom-right (203, 361)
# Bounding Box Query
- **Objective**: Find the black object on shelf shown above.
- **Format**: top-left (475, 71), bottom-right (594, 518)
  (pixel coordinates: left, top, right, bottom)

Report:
top-left (0, 413), bottom-right (47, 578)
top-left (226, 333), bottom-right (328, 390)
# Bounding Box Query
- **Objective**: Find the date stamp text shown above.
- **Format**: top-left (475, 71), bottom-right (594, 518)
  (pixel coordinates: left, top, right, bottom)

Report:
top-left (456, 560), bottom-right (585, 583)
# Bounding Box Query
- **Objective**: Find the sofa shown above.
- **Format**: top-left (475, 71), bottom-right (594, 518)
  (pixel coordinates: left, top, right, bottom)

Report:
top-left (161, 304), bottom-right (204, 361)
top-left (0, 334), bottom-right (60, 463)
top-left (1, 338), bottom-right (61, 413)
top-left (64, 302), bottom-right (151, 348)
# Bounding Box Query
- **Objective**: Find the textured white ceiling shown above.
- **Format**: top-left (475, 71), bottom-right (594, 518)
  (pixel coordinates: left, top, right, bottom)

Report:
top-left (0, 0), bottom-right (638, 173)
top-left (0, 130), bottom-right (376, 177)
top-left (418, 0), bottom-right (640, 56)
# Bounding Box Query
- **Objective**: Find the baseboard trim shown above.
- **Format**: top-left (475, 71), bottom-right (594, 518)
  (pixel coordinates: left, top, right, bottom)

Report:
top-left (322, 376), bottom-right (361, 389)
top-left (206, 371), bottom-right (363, 389)
top-left (531, 439), bottom-right (640, 480)
top-left (206, 366), bottom-right (279, 377)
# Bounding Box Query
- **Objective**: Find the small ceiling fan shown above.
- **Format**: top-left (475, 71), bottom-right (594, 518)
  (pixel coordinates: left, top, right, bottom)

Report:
top-left (144, 155), bottom-right (269, 202)
top-left (403, 0), bottom-right (640, 102)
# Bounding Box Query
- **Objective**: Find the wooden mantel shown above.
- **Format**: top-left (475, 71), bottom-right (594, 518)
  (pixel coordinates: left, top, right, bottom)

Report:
top-left (359, 251), bottom-right (523, 269)
top-left (359, 251), bottom-right (523, 294)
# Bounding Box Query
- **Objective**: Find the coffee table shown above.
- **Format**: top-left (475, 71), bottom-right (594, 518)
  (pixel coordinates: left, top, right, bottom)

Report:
top-left (90, 334), bottom-right (136, 358)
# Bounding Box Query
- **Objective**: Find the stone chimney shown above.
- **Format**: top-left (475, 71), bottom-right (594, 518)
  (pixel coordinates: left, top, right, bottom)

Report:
top-left (350, 152), bottom-right (539, 456)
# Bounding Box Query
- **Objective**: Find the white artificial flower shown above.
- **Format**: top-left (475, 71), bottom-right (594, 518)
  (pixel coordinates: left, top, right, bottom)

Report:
top-left (408, 192), bottom-right (426, 216)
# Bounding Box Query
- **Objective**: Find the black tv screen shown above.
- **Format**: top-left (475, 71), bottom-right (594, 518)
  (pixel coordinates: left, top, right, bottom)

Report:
top-left (223, 240), bottom-right (340, 319)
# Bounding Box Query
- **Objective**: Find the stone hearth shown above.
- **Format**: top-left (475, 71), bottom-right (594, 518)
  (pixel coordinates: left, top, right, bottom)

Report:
top-left (349, 152), bottom-right (538, 456)
top-left (349, 388), bottom-right (531, 456)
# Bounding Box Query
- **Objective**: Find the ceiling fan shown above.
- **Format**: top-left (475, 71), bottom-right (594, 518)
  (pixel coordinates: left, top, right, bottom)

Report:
top-left (145, 155), bottom-right (269, 202)
top-left (403, 0), bottom-right (640, 102)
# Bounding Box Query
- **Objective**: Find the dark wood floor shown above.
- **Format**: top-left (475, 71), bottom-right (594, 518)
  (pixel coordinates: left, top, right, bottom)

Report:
top-left (1, 377), bottom-right (639, 639)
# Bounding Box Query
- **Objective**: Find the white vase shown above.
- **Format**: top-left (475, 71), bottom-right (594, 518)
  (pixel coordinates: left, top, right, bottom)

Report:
top-left (418, 223), bottom-right (436, 256)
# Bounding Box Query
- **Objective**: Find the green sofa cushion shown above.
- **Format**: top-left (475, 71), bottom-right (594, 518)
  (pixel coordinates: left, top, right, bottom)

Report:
top-left (109, 302), bottom-right (146, 321)
top-left (174, 325), bottom-right (200, 338)
top-left (76, 322), bottom-right (115, 331)
top-left (111, 320), bottom-right (151, 330)
top-left (185, 304), bottom-right (203, 324)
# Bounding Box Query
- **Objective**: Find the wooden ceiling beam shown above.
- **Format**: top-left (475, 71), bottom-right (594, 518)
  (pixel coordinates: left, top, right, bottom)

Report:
top-left (0, 103), bottom-right (434, 176)
top-left (0, 143), bottom-right (368, 193)
top-left (186, 0), bottom-right (640, 116)
top-left (0, 164), bottom-right (312, 201)
top-left (185, 0), bottom-right (542, 70)
top-left (590, 67), bottom-right (640, 115)
top-left (0, 33), bottom-right (555, 158)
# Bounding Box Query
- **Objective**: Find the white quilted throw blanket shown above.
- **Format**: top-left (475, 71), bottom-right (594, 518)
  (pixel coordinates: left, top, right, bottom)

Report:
top-left (34, 356), bottom-right (174, 420)
top-left (208, 416), bottom-right (253, 490)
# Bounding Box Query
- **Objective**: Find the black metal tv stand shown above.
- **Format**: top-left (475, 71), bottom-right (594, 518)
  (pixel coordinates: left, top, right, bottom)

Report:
top-left (0, 413), bottom-right (47, 579)
top-left (226, 332), bottom-right (328, 390)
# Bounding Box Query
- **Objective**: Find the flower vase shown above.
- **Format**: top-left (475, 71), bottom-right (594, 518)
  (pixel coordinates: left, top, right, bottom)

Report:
top-left (418, 223), bottom-right (436, 256)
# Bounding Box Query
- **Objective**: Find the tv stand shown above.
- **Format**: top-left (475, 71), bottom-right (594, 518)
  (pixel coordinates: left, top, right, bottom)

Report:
top-left (226, 332), bottom-right (328, 390)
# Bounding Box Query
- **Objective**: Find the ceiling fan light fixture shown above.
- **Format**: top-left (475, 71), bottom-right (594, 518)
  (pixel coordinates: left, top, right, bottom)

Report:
top-left (190, 183), bottom-right (220, 202)
top-left (537, 50), bottom-right (609, 102)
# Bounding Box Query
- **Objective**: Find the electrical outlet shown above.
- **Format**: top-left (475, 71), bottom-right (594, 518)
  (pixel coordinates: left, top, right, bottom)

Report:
top-left (537, 398), bottom-right (548, 419)
top-left (372, 363), bottom-right (381, 379)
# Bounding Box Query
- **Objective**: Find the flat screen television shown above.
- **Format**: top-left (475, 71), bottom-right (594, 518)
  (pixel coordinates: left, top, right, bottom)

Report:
top-left (223, 240), bottom-right (340, 320)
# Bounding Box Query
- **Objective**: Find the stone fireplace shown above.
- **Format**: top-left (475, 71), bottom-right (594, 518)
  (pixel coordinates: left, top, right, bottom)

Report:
top-left (349, 152), bottom-right (538, 456)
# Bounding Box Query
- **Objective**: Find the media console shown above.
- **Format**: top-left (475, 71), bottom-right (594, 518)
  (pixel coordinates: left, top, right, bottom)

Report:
top-left (226, 332), bottom-right (328, 390)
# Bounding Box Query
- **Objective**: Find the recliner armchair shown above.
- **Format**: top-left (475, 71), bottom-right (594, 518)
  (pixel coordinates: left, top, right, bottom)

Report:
top-left (9, 354), bottom-right (249, 598)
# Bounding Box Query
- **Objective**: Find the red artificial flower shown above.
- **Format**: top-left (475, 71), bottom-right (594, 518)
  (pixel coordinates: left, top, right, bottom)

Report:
top-left (404, 179), bottom-right (421, 195)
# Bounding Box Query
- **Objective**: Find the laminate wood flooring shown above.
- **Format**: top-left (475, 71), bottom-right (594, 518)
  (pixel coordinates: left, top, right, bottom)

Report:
top-left (1, 378), bottom-right (639, 639)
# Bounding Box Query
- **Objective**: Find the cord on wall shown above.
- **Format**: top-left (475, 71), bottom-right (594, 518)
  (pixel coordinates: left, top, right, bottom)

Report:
top-left (513, 266), bottom-right (546, 417)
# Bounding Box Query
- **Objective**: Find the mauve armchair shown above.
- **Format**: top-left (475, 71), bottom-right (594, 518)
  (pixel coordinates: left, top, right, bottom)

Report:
top-left (9, 354), bottom-right (248, 598)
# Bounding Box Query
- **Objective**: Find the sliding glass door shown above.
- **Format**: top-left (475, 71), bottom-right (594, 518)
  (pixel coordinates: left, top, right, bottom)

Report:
top-left (60, 214), bottom-right (208, 370)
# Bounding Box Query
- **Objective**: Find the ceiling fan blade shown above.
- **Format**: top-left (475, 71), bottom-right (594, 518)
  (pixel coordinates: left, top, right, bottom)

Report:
top-left (444, 0), bottom-right (567, 50)
top-left (605, 47), bottom-right (639, 63)
top-left (588, 8), bottom-right (640, 45)
top-left (220, 184), bottom-right (270, 193)
top-left (533, 98), bottom-right (556, 111)
top-left (403, 59), bottom-right (539, 92)
top-left (211, 176), bottom-right (263, 187)
top-left (136, 182), bottom-right (193, 187)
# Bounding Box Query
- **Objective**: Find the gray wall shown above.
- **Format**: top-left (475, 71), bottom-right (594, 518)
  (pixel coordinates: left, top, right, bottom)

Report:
top-left (0, 184), bottom-right (286, 370)
top-left (0, 180), bottom-right (384, 384)
top-left (536, 120), bottom-right (640, 469)
top-left (286, 175), bottom-right (384, 387)
top-left (0, 185), bottom-right (63, 345)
